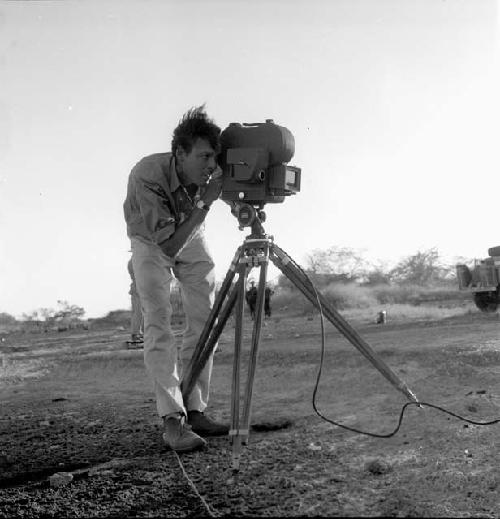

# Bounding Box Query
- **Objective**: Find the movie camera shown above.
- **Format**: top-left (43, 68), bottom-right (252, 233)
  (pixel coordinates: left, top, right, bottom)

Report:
top-left (219, 119), bottom-right (301, 209)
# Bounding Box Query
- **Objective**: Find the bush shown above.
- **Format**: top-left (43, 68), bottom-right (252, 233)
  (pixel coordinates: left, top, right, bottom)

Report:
top-left (91, 310), bottom-right (130, 329)
top-left (0, 313), bottom-right (16, 325)
top-left (371, 284), bottom-right (421, 305)
top-left (371, 284), bottom-right (468, 306)
top-left (322, 283), bottom-right (378, 309)
top-left (272, 287), bottom-right (312, 315)
top-left (271, 281), bottom-right (468, 315)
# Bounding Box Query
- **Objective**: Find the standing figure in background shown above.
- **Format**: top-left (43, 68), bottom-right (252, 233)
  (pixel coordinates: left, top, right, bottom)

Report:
top-left (245, 281), bottom-right (257, 320)
top-left (264, 285), bottom-right (274, 318)
top-left (127, 258), bottom-right (144, 344)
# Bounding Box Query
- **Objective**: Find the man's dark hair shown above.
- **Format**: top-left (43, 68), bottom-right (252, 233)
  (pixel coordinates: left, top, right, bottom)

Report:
top-left (171, 105), bottom-right (221, 155)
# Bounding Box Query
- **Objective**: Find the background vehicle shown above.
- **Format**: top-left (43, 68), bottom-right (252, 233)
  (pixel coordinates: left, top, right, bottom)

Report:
top-left (456, 246), bottom-right (500, 312)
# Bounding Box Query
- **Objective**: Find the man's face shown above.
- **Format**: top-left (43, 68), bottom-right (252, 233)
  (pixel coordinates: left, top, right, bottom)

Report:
top-left (176, 138), bottom-right (217, 187)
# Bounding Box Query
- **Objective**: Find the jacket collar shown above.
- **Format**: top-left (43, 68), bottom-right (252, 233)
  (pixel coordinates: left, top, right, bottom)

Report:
top-left (169, 154), bottom-right (181, 192)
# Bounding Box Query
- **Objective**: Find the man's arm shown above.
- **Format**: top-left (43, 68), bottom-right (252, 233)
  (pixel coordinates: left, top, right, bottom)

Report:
top-left (158, 206), bottom-right (209, 257)
top-left (158, 174), bottom-right (222, 258)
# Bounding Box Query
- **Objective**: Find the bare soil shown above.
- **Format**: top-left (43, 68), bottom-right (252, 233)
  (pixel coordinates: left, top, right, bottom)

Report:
top-left (1, 310), bottom-right (500, 517)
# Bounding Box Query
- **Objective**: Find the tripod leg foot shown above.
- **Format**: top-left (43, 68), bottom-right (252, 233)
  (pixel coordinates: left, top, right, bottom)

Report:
top-left (231, 435), bottom-right (243, 470)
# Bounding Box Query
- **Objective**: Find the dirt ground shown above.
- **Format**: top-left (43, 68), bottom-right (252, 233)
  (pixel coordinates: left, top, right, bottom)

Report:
top-left (1, 308), bottom-right (500, 517)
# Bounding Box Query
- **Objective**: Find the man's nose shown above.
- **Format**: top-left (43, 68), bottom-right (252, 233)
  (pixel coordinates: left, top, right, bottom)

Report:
top-left (208, 156), bottom-right (216, 170)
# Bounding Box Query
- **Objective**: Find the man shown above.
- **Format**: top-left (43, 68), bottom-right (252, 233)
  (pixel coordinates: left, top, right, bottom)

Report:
top-left (127, 258), bottom-right (144, 345)
top-left (123, 106), bottom-right (228, 453)
top-left (245, 280), bottom-right (257, 320)
top-left (264, 285), bottom-right (274, 318)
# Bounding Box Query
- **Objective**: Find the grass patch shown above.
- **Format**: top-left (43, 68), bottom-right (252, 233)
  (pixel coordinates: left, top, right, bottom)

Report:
top-left (273, 282), bottom-right (471, 317)
top-left (341, 303), bottom-right (474, 324)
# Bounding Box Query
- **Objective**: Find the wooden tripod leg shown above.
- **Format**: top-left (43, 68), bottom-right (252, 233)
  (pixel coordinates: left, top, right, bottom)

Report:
top-left (240, 252), bottom-right (268, 445)
top-left (230, 263), bottom-right (248, 470)
top-left (269, 243), bottom-right (418, 403)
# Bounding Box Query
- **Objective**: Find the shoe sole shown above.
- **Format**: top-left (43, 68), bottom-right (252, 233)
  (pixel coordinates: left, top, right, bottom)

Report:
top-left (162, 433), bottom-right (207, 453)
top-left (191, 428), bottom-right (229, 438)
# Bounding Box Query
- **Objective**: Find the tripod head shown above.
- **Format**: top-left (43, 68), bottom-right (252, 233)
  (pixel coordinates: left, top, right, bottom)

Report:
top-left (231, 202), bottom-right (268, 237)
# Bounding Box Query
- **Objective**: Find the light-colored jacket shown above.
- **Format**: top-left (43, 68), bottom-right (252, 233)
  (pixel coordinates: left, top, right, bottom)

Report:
top-left (123, 152), bottom-right (201, 246)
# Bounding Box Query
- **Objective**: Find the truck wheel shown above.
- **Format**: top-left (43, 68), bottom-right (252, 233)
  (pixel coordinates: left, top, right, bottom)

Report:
top-left (474, 292), bottom-right (499, 313)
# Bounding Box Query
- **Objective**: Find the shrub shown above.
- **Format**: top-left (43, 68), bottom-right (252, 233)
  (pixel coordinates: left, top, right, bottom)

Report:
top-left (371, 284), bottom-right (468, 306)
top-left (272, 287), bottom-right (313, 315)
top-left (91, 310), bottom-right (130, 329)
top-left (322, 283), bottom-right (378, 309)
top-left (271, 280), bottom-right (468, 315)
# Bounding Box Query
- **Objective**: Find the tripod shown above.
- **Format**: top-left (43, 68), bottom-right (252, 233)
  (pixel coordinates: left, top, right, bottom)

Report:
top-left (181, 211), bottom-right (418, 470)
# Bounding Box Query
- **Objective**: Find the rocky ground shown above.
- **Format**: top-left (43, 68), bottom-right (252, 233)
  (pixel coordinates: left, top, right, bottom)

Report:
top-left (1, 309), bottom-right (500, 517)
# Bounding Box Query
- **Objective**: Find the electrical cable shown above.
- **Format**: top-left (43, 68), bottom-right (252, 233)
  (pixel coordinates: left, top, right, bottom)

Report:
top-left (172, 451), bottom-right (219, 518)
top-left (282, 247), bottom-right (500, 437)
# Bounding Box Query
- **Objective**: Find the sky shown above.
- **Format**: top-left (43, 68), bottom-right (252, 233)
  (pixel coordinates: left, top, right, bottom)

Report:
top-left (0, 0), bottom-right (499, 319)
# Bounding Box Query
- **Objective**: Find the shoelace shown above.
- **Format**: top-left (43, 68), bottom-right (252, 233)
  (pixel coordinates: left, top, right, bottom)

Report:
top-left (181, 421), bottom-right (193, 433)
top-left (164, 415), bottom-right (193, 438)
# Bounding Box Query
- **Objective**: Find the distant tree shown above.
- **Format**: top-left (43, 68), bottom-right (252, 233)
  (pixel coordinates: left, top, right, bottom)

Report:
top-left (53, 300), bottom-right (85, 322)
top-left (20, 301), bottom-right (85, 324)
top-left (305, 246), bottom-right (369, 283)
top-left (21, 310), bottom-right (40, 322)
top-left (452, 255), bottom-right (476, 269)
top-left (363, 266), bottom-right (392, 286)
top-left (389, 248), bottom-right (452, 286)
top-left (39, 307), bottom-right (56, 321)
top-left (0, 312), bottom-right (17, 325)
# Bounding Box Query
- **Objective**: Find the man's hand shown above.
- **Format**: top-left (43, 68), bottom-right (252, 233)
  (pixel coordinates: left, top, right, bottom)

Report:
top-left (201, 166), bottom-right (223, 206)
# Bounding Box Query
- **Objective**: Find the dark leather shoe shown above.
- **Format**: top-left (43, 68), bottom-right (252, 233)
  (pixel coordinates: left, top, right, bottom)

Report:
top-left (187, 410), bottom-right (229, 437)
top-left (162, 414), bottom-right (206, 452)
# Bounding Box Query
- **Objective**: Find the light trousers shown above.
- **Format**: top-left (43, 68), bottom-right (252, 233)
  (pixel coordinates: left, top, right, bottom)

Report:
top-left (131, 233), bottom-right (216, 418)
top-left (128, 259), bottom-right (144, 336)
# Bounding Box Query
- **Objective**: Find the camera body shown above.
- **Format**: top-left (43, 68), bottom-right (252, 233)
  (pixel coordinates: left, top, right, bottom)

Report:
top-left (219, 119), bottom-right (301, 205)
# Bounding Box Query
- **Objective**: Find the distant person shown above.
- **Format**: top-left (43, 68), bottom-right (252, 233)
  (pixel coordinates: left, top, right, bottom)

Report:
top-left (245, 281), bottom-right (257, 320)
top-left (264, 285), bottom-right (274, 318)
top-left (127, 258), bottom-right (144, 344)
top-left (123, 106), bottom-right (228, 453)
